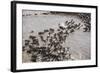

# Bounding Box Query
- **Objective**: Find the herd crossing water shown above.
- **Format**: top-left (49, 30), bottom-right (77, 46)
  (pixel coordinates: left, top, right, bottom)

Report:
top-left (22, 11), bottom-right (91, 63)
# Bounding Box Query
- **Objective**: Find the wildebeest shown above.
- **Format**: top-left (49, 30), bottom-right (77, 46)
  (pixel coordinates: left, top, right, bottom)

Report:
top-left (25, 40), bottom-right (30, 46)
top-left (58, 23), bottom-right (66, 30)
top-left (29, 35), bottom-right (36, 39)
top-left (70, 29), bottom-right (74, 33)
top-left (83, 23), bottom-right (91, 32)
top-left (34, 13), bottom-right (37, 15)
top-left (49, 28), bottom-right (54, 33)
top-left (42, 13), bottom-right (49, 15)
top-left (64, 30), bottom-right (69, 35)
top-left (39, 36), bottom-right (46, 43)
top-left (44, 29), bottom-right (49, 32)
top-left (38, 32), bottom-right (44, 35)
top-left (66, 19), bottom-right (75, 26)
top-left (31, 55), bottom-right (37, 62)
top-left (30, 30), bottom-right (34, 33)
top-left (22, 46), bottom-right (25, 51)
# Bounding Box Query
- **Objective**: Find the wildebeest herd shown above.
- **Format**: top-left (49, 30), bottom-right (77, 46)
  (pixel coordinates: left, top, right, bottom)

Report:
top-left (22, 14), bottom-right (91, 62)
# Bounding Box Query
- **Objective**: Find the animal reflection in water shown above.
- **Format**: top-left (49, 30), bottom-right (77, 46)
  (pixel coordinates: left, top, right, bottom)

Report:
top-left (22, 19), bottom-right (91, 62)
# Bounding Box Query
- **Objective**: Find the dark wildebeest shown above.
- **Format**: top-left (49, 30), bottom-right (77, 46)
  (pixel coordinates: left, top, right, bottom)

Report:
top-left (38, 32), bottom-right (44, 35)
top-left (83, 23), bottom-right (91, 32)
top-left (44, 29), bottom-right (49, 33)
top-left (70, 29), bottom-right (74, 33)
top-left (25, 40), bottom-right (30, 46)
top-left (49, 28), bottom-right (54, 33)
top-left (29, 35), bottom-right (36, 39)
top-left (30, 30), bottom-right (34, 33)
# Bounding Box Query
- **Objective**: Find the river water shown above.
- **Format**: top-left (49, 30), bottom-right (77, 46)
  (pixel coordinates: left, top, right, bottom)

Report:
top-left (22, 14), bottom-right (91, 62)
